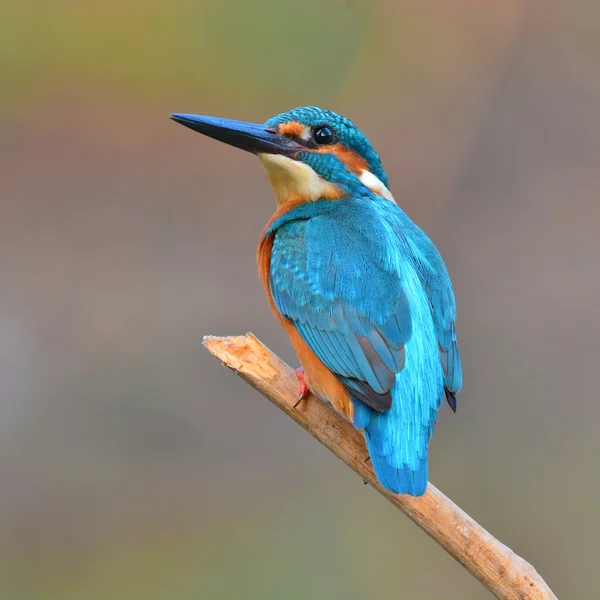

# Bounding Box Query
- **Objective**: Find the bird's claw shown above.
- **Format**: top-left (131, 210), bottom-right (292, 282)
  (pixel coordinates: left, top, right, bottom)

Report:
top-left (293, 368), bottom-right (309, 408)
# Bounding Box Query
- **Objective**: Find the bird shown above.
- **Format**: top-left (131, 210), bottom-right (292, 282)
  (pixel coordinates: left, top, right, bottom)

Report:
top-left (170, 107), bottom-right (462, 496)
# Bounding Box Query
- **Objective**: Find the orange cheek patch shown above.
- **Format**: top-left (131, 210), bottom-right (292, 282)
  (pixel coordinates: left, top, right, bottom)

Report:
top-left (317, 143), bottom-right (369, 175)
top-left (278, 121), bottom-right (305, 137)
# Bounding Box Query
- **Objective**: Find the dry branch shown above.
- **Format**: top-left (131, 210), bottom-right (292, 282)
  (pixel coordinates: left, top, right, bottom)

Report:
top-left (203, 332), bottom-right (556, 600)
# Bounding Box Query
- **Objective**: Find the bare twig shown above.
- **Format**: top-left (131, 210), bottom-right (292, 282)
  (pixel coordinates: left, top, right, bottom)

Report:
top-left (203, 333), bottom-right (556, 600)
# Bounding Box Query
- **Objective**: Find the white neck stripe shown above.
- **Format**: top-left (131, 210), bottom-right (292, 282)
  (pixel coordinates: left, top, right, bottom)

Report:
top-left (359, 170), bottom-right (395, 202)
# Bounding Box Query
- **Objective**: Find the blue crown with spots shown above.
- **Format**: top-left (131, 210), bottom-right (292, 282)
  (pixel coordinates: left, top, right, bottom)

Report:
top-left (265, 106), bottom-right (388, 187)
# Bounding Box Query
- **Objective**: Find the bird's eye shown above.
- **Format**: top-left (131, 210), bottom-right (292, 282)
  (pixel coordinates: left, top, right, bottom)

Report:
top-left (313, 126), bottom-right (334, 145)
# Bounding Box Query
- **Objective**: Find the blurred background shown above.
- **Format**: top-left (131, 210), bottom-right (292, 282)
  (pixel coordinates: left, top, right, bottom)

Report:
top-left (1, 1), bottom-right (599, 598)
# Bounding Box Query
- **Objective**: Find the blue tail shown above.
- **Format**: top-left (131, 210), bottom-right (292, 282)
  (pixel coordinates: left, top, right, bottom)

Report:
top-left (365, 430), bottom-right (428, 496)
top-left (353, 395), bottom-right (436, 497)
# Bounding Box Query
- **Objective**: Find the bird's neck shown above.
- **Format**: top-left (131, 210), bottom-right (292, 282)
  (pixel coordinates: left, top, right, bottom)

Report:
top-left (263, 198), bottom-right (342, 237)
top-left (259, 154), bottom-right (351, 206)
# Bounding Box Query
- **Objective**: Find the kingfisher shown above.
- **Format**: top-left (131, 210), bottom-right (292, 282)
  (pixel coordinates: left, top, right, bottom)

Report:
top-left (170, 107), bottom-right (462, 496)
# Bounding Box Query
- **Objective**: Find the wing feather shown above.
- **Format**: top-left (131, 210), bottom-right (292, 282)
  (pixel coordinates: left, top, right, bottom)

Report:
top-left (269, 210), bottom-right (412, 412)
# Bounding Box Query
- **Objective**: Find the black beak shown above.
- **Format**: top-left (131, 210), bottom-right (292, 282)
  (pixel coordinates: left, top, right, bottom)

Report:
top-left (170, 113), bottom-right (301, 157)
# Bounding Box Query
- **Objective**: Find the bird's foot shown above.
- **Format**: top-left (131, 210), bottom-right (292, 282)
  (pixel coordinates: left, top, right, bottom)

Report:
top-left (293, 368), bottom-right (309, 408)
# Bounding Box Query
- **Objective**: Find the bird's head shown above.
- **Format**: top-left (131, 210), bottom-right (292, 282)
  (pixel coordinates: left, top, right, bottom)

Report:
top-left (170, 106), bottom-right (394, 205)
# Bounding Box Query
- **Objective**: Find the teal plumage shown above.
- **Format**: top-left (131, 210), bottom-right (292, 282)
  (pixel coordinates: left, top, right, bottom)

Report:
top-left (170, 106), bottom-right (462, 496)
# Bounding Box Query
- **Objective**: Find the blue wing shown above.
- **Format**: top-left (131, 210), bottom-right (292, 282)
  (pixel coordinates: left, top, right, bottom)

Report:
top-left (269, 200), bottom-right (412, 411)
top-left (401, 217), bottom-right (463, 401)
top-left (427, 266), bottom-right (462, 411)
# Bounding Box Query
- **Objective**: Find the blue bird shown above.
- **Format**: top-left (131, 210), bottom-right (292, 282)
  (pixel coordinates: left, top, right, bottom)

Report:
top-left (171, 107), bottom-right (462, 496)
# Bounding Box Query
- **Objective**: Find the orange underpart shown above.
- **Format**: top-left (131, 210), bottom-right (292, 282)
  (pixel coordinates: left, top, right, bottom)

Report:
top-left (278, 121), bottom-right (305, 137)
top-left (286, 324), bottom-right (354, 420)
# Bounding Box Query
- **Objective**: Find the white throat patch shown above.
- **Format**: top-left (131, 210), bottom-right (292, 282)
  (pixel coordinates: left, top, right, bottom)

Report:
top-left (258, 154), bottom-right (342, 205)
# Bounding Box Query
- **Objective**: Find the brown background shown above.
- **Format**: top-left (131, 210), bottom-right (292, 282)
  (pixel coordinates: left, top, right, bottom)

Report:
top-left (2, 1), bottom-right (599, 598)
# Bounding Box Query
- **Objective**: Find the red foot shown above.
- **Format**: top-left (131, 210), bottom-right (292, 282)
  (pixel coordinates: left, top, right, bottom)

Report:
top-left (294, 368), bottom-right (309, 408)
